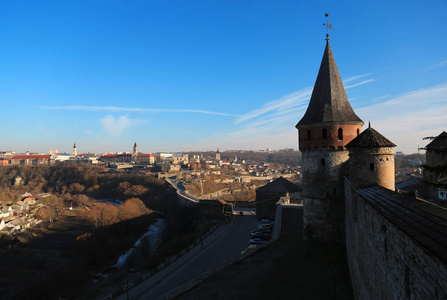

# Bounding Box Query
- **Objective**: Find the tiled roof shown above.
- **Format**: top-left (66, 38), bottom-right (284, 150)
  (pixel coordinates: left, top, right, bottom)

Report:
top-left (356, 186), bottom-right (447, 264)
top-left (345, 126), bottom-right (396, 148)
top-left (296, 41), bottom-right (363, 128)
top-left (256, 177), bottom-right (302, 193)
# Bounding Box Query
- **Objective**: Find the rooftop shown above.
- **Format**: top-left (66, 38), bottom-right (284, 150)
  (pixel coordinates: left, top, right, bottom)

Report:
top-left (426, 131), bottom-right (447, 150)
top-left (256, 177), bottom-right (302, 193)
top-left (296, 41), bottom-right (363, 128)
top-left (345, 126), bottom-right (396, 148)
top-left (356, 185), bottom-right (447, 264)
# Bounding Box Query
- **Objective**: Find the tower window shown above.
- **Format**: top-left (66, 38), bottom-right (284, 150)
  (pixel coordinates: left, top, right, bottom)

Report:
top-left (338, 128), bottom-right (343, 141)
top-left (370, 163), bottom-right (374, 171)
top-left (322, 128), bottom-right (327, 141)
top-left (307, 129), bottom-right (311, 142)
top-left (357, 128), bottom-right (360, 136)
top-left (321, 158), bottom-right (325, 166)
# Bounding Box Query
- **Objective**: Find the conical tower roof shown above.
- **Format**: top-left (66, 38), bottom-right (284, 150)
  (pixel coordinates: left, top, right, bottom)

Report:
top-left (296, 41), bottom-right (363, 128)
top-left (345, 126), bottom-right (395, 148)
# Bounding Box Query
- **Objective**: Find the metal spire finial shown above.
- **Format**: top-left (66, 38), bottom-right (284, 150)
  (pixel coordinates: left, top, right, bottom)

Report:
top-left (323, 13), bottom-right (334, 41)
top-left (368, 121), bottom-right (371, 128)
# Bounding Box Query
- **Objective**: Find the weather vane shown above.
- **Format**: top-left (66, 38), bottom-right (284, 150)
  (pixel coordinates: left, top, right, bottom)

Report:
top-left (323, 13), bottom-right (334, 40)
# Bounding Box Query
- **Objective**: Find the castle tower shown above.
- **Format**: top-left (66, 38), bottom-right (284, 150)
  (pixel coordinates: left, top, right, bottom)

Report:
top-left (216, 148), bottom-right (221, 161)
top-left (346, 124), bottom-right (396, 191)
top-left (72, 143), bottom-right (77, 157)
top-left (296, 40), bottom-right (364, 240)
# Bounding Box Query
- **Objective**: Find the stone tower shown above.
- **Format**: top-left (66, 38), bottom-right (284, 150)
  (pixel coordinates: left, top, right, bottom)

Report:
top-left (296, 40), bottom-right (364, 240)
top-left (132, 142), bottom-right (138, 162)
top-left (72, 143), bottom-right (77, 157)
top-left (346, 124), bottom-right (396, 191)
top-left (216, 148), bottom-right (221, 161)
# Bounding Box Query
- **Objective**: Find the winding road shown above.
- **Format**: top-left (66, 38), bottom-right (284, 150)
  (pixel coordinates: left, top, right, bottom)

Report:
top-left (117, 208), bottom-right (258, 300)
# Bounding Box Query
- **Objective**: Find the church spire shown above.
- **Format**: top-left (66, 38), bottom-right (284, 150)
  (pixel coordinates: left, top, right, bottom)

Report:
top-left (296, 41), bottom-right (363, 128)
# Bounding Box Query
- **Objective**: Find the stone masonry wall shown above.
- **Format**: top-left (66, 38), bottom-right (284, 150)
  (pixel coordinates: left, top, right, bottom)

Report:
top-left (345, 180), bottom-right (447, 299)
top-left (302, 149), bottom-right (348, 240)
top-left (348, 146), bottom-right (395, 191)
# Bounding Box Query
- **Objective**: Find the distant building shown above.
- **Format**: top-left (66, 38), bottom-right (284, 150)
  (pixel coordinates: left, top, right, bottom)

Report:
top-left (136, 153), bottom-right (155, 164)
top-left (53, 153), bottom-right (71, 162)
top-left (100, 153), bottom-right (132, 163)
top-left (172, 153), bottom-right (189, 165)
top-left (158, 153), bottom-right (173, 161)
top-left (256, 177), bottom-right (302, 219)
top-left (10, 155), bottom-right (53, 165)
top-left (395, 151), bottom-right (404, 157)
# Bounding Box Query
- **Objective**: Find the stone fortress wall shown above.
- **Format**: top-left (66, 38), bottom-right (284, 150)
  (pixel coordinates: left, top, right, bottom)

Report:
top-left (344, 180), bottom-right (447, 299)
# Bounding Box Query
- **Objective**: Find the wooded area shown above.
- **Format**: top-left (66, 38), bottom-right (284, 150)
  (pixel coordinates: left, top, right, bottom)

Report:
top-left (0, 164), bottom-right (208, 299)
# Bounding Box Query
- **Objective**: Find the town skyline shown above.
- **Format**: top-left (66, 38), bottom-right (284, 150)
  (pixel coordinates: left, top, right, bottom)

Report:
top-left (1, 1), bottom-right (446, 154)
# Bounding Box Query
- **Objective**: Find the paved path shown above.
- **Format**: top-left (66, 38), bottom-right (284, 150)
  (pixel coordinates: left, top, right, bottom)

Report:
top-left (116, 208), bottom-right (258, 300)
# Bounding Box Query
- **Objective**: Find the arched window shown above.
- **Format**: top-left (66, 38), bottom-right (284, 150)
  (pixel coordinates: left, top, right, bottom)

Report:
top-left (307, 129), bottom-right (311, 141)
top-left (357, 128), bottom-right (360, 136)
top-left (322, 128), bottom-right (327, 141)
top-left (370, 163), bottom-right (374, 171)
top-left (338, 128), bottom-right (343, 141)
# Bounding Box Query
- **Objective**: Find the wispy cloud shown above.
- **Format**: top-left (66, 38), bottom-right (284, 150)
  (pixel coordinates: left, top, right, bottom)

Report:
top-left (101, 115), bottom-right (145, 136)
top-left (41, 105), bottom-right (240, 117)
top-left (38, 126), bottom-right (54, 136)
top-left (187, 76), bottom-right (447, 153)
top-left (356, 83), bottom-right (447, 151)
top-left (343, 73), bottom-right (371, 83)
top-left (235, 73), bottom-right (375, 125)
top-left (431, 60), bottom-right (447, 68)
top-left (345, 79), bottom-right (375, 89)
top-left (235, 87), bottom-right (312, 124)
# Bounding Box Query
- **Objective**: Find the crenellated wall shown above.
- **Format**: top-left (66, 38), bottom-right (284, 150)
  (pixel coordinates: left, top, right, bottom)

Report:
top-left (344, 179), bottom-right (447, 299)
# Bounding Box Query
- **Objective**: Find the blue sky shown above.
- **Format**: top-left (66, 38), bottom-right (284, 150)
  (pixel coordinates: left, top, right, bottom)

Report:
top-left (0, 1), bottom-right (446, 154)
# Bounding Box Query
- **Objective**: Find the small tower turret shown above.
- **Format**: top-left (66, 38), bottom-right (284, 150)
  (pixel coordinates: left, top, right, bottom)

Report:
top-left (72, 143), bottom-right (77, 157)
top-left (346, 124), bottom-right (396, 191)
